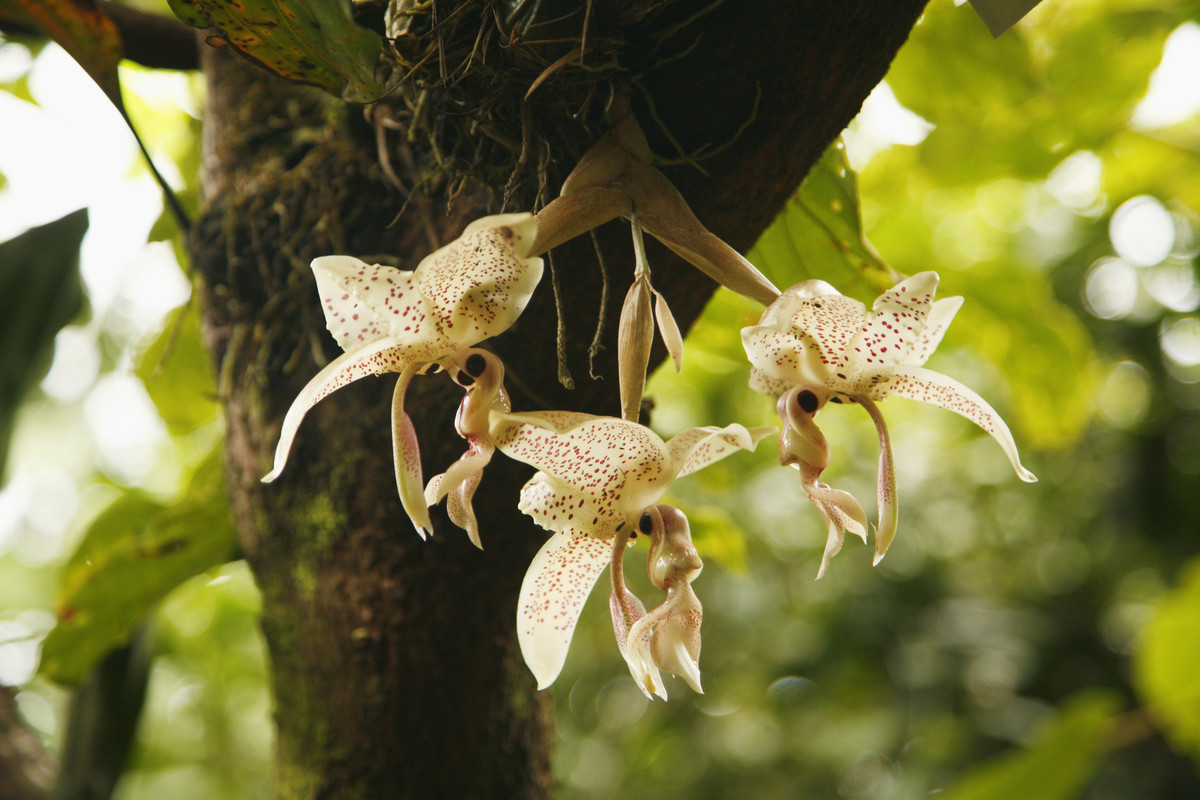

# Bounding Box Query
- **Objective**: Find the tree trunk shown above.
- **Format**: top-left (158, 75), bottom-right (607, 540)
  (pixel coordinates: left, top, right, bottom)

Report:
top-left (189, 2), bottom-right (927, 797)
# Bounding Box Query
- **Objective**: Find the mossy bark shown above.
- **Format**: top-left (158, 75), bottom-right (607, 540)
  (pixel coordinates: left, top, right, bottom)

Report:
top-left (189, 2), bottom-right (927, 797)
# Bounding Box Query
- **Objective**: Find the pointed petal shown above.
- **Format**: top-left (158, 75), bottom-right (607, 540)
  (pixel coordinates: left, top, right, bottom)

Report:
top-left (652, 286), bottom-right (684, 372)
top-left (416, 213), bottom-right (544, 347)
top-left (391, 364), bottom-right (433, 538)
top-left (668, 423), bottom-right (776, 479)
top-left (517, 529), bottom-right (613, 689)
top-left (496, 415), bottom-right (672, 510)
top-left (649, 584), bottom-right (704, 695)
top-left (624, 613), bottom-right (669, 700)
top-left (837, 271), bottom-right (944, 382)
top-left (425, 443), bottom-right (494, 548)
top-left (446, 467), bottom-right (485, 549)
top-left (854, 394), bottom-right (898, 564)
top-left (875, 365), bottom-right (1037, 483)
top-left (262, 337), bottom-right (410, 483)
top-left (908, 295), bottom-right (963, 367)
top-left (311, 255), bottom-right (436, 352)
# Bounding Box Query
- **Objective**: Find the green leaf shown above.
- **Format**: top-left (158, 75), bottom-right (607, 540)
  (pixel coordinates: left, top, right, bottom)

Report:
top-left (39, 452), bottom-right (237, 685)
top-left (165, 0), bottom-right (392, 103)
top-left (1135, 556), bottom-right (1200, 765)
top-left (748, 139), bottom-right (898, 303)
top-left (136, 304), bottom-right (218, 436)
top-left (0, 208), bottom-right (88, 477)
top-left (939, 691), bottom-right (1120, 800)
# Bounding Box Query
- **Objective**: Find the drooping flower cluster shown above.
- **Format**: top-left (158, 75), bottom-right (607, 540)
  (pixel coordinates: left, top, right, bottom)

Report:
top-left (262, 121), bottom-right (1037, 699)
top-left (742, 272), bottom-right (1037, 576)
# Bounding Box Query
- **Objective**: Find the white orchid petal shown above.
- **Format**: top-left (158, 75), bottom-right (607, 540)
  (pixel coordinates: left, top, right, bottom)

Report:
top-left (497, 415), bottom-right (672, 517)
top-left (262, 337), bottom-right (413, 483)
top-left (391, 364), bottom-right (432, 538)
top-left (839, 271), bottom-right (942, 382)
top-left (668, 423), bottom-right (775, 479)
top-left (741, 281), bottom-right (863, 391)
top-left (518, 529), bottom-right (613, 690)
top-left (516, 472), bottom-right (625, 536)
top-left (909, 295), bottom-right (963, 366)
top-left (416, 213), bottom-right (544, 347)
top-left (312, 255), bottom-right (435, 352)
top-left (877, 365), bottom-right (1037, 483)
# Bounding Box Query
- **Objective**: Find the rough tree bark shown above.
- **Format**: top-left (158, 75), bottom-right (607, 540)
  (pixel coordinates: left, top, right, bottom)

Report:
top-left (189, 2), bottom-right (927, 797)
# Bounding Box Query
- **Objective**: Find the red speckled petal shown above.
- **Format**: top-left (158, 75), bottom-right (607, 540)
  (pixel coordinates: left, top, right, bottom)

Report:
top-left (312, 255), bottom-right (438, 351)
top-left (839, 271), bottom-right (940, 381)
top-left (908, 295), bottom-right (963, 367)
top-left (516, 472), bottom-right (626, 537)
top-left (874, 365), bottom-right (1037, 483)
top-left (741, 280), bottom-right (863, 393)
top-left (668, 423), bottom-right (775, 479)
top-left (518, 528), bottom-right (613, 689)
top-left (496, 414), bottom-right (673, 519)
top-left (417, 213), bottom-right (543, 347)
top-left (262, 337), bottom-right (412, 483)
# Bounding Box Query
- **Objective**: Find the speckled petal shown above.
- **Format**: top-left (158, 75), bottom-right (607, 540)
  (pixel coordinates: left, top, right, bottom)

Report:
top-left (873, 365), bottom-right (1037, 483)
top-left (742, 280), bottom-right (863, 393)
top-left (836, 271), bottom-right (941, 385)
top-left (391, 364), bottom-right (432, 537)
top-left (416, 213), bottom-right (543, 348)
top-left (312, 255), bottom-right (437, 352)
top-left (518, 528), bottom-right (614, 689)
top-left (496, 414), bottom-right (673, 519)
top-left (262, 337), bottom-right (412, 483)
top-left (516, 472), bottom-right (625, 536)
top-left (908, 295), bottom-right (963, 367)
top-left (668, 423), bottom-right (776, 479)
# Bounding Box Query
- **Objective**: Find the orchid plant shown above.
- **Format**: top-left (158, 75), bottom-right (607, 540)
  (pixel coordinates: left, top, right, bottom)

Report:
top-left (261, 213), bottom-right (543, 538)
top-left (742, 271), bottom-right (1038, 576)
top-left (490, 412), bottom-right (773, 694)
top-left (257, 115), bottom-right (1040, 701)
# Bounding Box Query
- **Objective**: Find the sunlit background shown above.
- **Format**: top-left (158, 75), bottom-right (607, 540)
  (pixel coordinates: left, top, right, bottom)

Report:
top-left (2, 1), bottom-right (1200, 798)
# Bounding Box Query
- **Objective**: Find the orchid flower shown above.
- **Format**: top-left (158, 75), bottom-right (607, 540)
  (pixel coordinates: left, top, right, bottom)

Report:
top-left (741, 271), bottom-right (1037, 576)
top-left (610, 504), bottom-right (704, 700)
top-left (261, 214), bottom-right (543, 538)
top-left (491, 412), bottom-right (774, 691)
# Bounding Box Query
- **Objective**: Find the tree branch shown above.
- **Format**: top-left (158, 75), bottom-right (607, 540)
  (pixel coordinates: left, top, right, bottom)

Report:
top-left (0, 687), bottom-right (53, 800)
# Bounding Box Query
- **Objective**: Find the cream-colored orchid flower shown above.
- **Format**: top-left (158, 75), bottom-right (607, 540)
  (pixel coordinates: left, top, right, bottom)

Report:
top-left (610, 504), bottom-right (704, 700)
top-left (261, 214), bottom-right (543, 538)
top-left (742, 271), bottom-right (1037, 575)
top-left (491, 413), bottom-right (774, 690)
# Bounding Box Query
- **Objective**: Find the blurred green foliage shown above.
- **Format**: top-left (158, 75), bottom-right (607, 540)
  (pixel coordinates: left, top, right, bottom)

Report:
top-left (2, 1), bottom-right (1200, 799)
